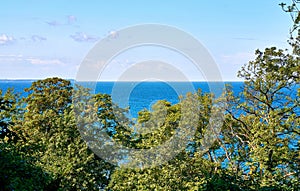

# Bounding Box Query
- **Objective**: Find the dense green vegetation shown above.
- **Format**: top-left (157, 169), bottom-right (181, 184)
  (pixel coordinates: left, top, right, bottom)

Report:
top-left (0, 2), bottom-right (299, 190)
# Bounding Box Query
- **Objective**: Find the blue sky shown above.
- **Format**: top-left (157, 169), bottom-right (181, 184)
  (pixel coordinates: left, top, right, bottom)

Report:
top-left (0, 0), bottom-right (293, 81)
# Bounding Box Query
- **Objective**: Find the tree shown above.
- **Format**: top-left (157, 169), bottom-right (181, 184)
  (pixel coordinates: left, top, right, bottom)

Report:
top-left (222, 47), bottom-right (299, 190)
top-left (213, 2), bottom-right (300, 189)
top-left (1, 2), bottom-right (299, 190)
top-left (9, 78), bottom-right (114, 190)
top-left (0, 89), bottom-right (51, 190)
top-left (107, 2), bottom-right (300, 190)
top-left (280, 0), bottom-right (300, 55)
top-left (0, 89), bottom-right (18, 140)
top-left (106, 91), bottom-right (241, 190)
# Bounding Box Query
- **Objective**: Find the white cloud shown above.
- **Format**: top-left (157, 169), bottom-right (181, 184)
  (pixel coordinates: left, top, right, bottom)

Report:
top-left (0, 34), bottom-right (15, 45)
top-left (45, 21), bottom-right (61, 26)
top-left (0, 54), bottom-right (22, 57)
top-left (26, 58), bottom-right (65, 65)
top-left (31, 35), bottom-right (47, 42)
top-left (0, 54), bottom-right (65, 66)
top-left (46, 15), bottom-right (78, 27)
top-left (70, 32), bottom-right (99, 42)
top-left (18, 35), bottom-right (47, 42)
top-left (0, 54), bottom-right (23, 62)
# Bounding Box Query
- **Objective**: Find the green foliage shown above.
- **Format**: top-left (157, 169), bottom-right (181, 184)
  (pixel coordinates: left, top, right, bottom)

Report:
top-left (107, 4), bottom-right (300, 189)
top-left (0, 89), bottom-right (50, 190)
top-left (107, 91), bottom-right (226, 190)
top-left (0, 67), bottom-right (298, 190)
top-left (1, 78), bottom-right (114, 190)
top-left (108, 154), bottom-right (209, 191)
top-left (0, 3), bottom-right (299, 190)
top-left (0, 89), bottom-right (18, 140)
top-left (222, 47), bottom-right (300, 190)
top-left (281, 1), bottom-right (300, 54)
top-left (0, 141), bottom-right (51, 190)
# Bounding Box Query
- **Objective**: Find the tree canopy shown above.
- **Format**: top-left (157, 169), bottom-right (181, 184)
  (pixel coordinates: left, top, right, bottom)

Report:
top-left (0, 1), bottom-right (299, 190)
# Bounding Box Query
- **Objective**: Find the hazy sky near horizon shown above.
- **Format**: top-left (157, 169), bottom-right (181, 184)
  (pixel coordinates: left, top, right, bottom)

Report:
top-left (0, 0), bottom-right (293, 81)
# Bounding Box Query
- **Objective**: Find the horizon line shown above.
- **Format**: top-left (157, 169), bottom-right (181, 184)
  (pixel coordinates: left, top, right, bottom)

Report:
top-left (0, 78), bottom-right (245, 82)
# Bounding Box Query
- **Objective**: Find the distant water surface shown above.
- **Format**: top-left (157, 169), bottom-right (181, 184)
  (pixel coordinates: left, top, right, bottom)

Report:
top-left (0, 80), bottom-right (245, 117)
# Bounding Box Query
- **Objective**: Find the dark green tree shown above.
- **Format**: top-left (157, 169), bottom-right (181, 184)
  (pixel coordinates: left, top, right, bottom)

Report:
top-left (9, 78), bottom-right (113, 190)
top-left (0, 89), bottom-right (51, 190)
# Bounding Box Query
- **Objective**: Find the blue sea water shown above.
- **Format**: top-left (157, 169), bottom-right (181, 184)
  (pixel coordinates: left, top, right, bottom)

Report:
top-left (0, 80), bottom-right (298, 167)
top-left (0, 80), bottom-right (244, 117)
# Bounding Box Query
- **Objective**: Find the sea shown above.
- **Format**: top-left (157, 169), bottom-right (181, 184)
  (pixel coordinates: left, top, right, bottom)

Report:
top-left (1, 80), bottom-right (298, 166)
top-left (0, 80), bottom-right (244, 118)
